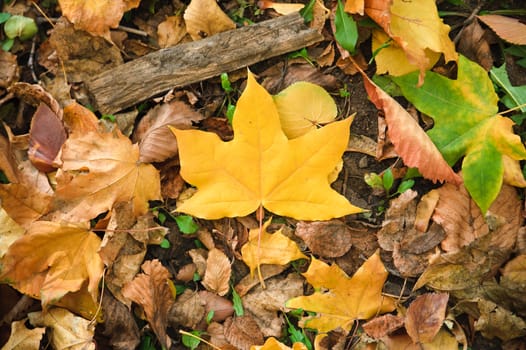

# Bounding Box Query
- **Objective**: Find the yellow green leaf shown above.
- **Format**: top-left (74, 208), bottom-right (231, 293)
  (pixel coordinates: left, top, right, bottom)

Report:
top-left (273, 82), bottom-right (337, 139)
top-left (286, 251), bottom-right (395, 332)
top-left (171, 72), bottom-right (363, 220)
top-left (241, 219), bottom-right (307, 277)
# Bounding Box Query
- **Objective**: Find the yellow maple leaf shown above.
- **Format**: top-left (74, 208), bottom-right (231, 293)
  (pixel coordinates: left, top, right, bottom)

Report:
top-left (241, 219), bottom-right (307, 277)
top-left (55, 127), bottom-right (161, 222)
top-left (0, 221), bottom-right (103, 314)
top-left (170, 72), bottom-right (363, 220)
top-left (251, 337), bottom-right (308, 350)
top-left (286, 251), bottom-right (395, 332)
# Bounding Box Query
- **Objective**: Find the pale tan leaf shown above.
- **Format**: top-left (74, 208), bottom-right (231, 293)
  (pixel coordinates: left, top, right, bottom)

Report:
top-left (258, 1), bottom-right (304, 15)
top-left (122, 259), bottom-right (174, 349)
top-left (202, 248), bottom-right (231, 296)
top-left (0, 206), bottom-right (25, 258)
top-left (478, 14), bottom-right (526, 45)
top-left (414, 189), bottom-right (440, 232)
top-left (157, 15), bottom-right (187, 48)
top-left (184, 0), bottom-right (236, 41)
top-left (132, 101), bottom-right (203, 163)
top-left (1, 319), bottom-right (45, 350)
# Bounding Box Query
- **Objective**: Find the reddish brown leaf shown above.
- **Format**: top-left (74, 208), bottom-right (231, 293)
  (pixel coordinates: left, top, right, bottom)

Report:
top-left (28, 103), bottom-right (67, 173)
top-left (122, 259), bottom-right (174, 349)
top-left (199, 290), bottom-right (234, 322)
top-left (458, 20), bottom-right (493, 71)
top-left (358, 67), bottom-right (461, 184)
top-left (405, 293), bottom-right (449, 344)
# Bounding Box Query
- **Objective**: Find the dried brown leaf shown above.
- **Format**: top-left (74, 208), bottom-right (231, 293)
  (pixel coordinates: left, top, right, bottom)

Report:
top-left (202, 248), bottom-right (231, 296)
top-left (184, 0), bottom-right (236, 41)
top-left (132, 101), bottom-right (203, 163)
top-left (414, 189), bottom-right (439, 232)
top-left (168, 289), bottom-right (206, 329)
top-left (295, 220), bottom-right (352, 258)
top-left (474, 299), bottom-right (526, 341)
top-left (224, 315), bottom-right (265, 350)
top-left (0, 50), bottom-right (18, 88)
top-left (2, 319), bottom-right (45, 350)
top-left (101, 291), bottom-right (140, 350)
top-left (458, 20), bottom-right (493, 71)
top-left (157, 15), bottom-right (187, 48)
top-left (405, 293), bottom-right (449, 344)
top-left (199, 290), bottom-right (234, 322)
top-left (122, 259), bottom-right (174, 349)
top-left (478, 14), bottom-right (526, 45)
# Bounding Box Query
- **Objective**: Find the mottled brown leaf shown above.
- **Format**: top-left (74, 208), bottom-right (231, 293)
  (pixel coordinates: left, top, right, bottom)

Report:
top-left (474, 299), bottom-right (526, 341)
top-left (202, 248), bottom-right (231, 296)
top-left (295, 220), bottom-right (352, 258)
top-left (122, 259), bottom-right (174, 349)
top-left (405, 293), bottom-right (449, 344)
top-left (224, 315), bottom-right (264, 350)
top-left (362, 314), bottom-right (405, 339)
top-left (101, 291), bottom-right (140, 350)
top-left (199, 290), bottom-right (234, 322)
top-left (458, 20), bottom-right (493, 71)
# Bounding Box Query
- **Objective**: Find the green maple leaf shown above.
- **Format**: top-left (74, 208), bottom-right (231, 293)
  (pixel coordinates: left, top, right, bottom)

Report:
top-left (393, 55), bottom-right (526, 213)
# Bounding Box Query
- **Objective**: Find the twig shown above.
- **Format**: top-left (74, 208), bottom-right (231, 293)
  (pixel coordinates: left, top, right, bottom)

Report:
top-left (453, 2), bottom-right (485, 44)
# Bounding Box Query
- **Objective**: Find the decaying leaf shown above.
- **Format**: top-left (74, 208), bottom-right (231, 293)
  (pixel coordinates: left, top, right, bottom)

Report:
top-left (405, 293), bottom-right (449, 344)
top-left (55, 110), bottom-right (161, 221)
top-left (184, 0), bottom-right (236, 41)
top-left (58, 0), bottom-right (140, 40)
top-left (294, 219), bottom-right (352, 258)
top-left (362, 314), bottom-right (405, 339)
top-left (28, 308), bottom-right (95, 350)
top-left (358, 67), bottom-right (461, 185)
top-left (457, 20), bottom-right (493, 71)
top-left (224, 315), bottom-right (265, 350)
top-left (171, 72), bottom-right (363, 220)
top-left (273, 82), bottom-right (337, 139)
top-left (394, 55), bottom-right (526, 214)
top-left (241, 219), bottom-right (307, 277)
top-left (132, 101), bottom-right (204, 163)
top-left (0, 221), bottom-right (103, 313)
top-left (286, 251), bottom-right (395, 332)
top-left (1, 319), bottom-right (45, 350)
top-left (122, 259), bottom-right (174, 349)
top-left (101, 291), bottom-right (140, 350)
top-left (380, 329), bottom-right (458, 350)
top-left (474, 299), bottom-right (526, 341)
top-left (478, 14), bottom-right (526, 45)
top-left (202, 248), bottom-right (231, 296)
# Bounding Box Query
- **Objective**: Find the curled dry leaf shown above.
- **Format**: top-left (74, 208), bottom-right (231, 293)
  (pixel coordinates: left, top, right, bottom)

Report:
top-left (202, 248), bottom-right (231, 296)
top-left (478, 14), bottom-right (526, 45)
top-left (28, 308), bottom-right (95, 350)
top-left (132, 101), bottom-right (203, 163)
top-left (58, 0), bottom-right (140, 40)
top-left (184, 0), bottom-right (236, 41)
top-left (405, 293), bottom-right (449, 344)
top-left (199, 290), bottom-right (234, 322)
top-left (28, 103), bottom-right (67, 173)
top-left (121, 259), bottom-right (174, 349)
top-left (224, 315), bottom-right (265, 350)
top-left (458, 20), bottom-right (493, 71)
top-left (295, 219), bottom-right (352, 258)
top-left (9, 82), bottom-right (62, 117)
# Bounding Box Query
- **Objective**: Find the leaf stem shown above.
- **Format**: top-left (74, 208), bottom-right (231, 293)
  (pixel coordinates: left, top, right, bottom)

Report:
top-left (256, 205), bottom-right (266, 289)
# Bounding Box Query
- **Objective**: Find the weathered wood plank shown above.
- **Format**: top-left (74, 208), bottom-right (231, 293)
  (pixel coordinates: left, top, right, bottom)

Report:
top-left (86, 13), bottom-right (323, 114)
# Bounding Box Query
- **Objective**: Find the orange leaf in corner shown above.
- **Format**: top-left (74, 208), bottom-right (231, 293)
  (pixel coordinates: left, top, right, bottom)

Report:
top-left (359, 69), bottom-right (461, 185)
top-left (0, 221), bottom-right (103, 311)
top-left (55, 123), bottom-right (161, 222)
top-left (286, 250), bottom-right (395, 332)
top-left (122, 259), bottom-right (174, 350)
top-left (478, 15), bottom-right (526, 45)
top-left (171, 72), bottom-right (363, 220)
top-left (58, 0), bottom-right (140, 40)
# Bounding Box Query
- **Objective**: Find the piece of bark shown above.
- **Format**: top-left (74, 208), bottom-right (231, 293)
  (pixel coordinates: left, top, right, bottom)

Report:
top-left (86, 13), bottom-right (323, 114)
